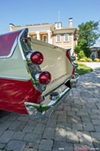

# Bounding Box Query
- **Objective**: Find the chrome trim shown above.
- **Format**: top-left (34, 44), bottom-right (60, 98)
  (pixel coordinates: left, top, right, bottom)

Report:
top-left (17, 29), bottom-right (28, 60)
top-left (0, 38), bottom-right (18, 59)
top-left (25, 85), bottom-right (70, 119)
top-left (0, 76), bottom-right (29, 81)
top-left (17, 29), bottom-right (46, 92)
top-left (71, 56), bottom-right (76, 61)
top-left (72, 62), bottom-right (78, 69)
top-left (70, 72), bottom-right (79, 87)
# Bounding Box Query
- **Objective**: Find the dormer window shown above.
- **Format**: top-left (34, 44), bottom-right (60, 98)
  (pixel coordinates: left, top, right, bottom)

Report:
top-left (55, 22), bottom-right (62, 29)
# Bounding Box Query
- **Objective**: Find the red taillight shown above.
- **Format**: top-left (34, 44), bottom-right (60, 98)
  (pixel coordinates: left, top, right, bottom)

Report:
top-left (39, 71), bottom-right (51, 85)
top-left (66, 49), bottom-right (71, 62)
top-left (30, 51), bottom-right (44, 65)
top-left (23, 38), bottom-right (28, 43)
top-left (72, 68), bottom-right (75, 74)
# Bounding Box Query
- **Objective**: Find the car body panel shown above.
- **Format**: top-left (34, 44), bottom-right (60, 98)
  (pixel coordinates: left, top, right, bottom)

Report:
top-left (0, 28), bottom-right (79, 117)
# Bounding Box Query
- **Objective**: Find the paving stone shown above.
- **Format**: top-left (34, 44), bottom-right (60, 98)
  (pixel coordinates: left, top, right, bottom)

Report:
top-left (46, 119), bottom-right (57, 128)
top-left (68, 115), bottom-right (81, 122)
top-left (0, 130), bottom-right (14, 143)
top-left (16, 115), bottom-right (29, 122)
top-left (78, 131), bottom-right (92, 144)
top-left (82, 122), bottom-right (95, 131)
top-left (0, 129), bottom-right (5, 137)
top-left (58, 115), bottom-right (66, 122)
top-left (8, 121), bottom-right (26, 131)
top-left (73, 123), bottom-right (83, 131)
top-left (33, 123), bottom-right (46, 134)
top-left (90, 132), bottom-right (100, 141)
top-left (76, 111), bottom-right (89, 116)
top-left (52, 141), bottom-right (73, 151)
top-left (91, 109), bottom-right (100, 114)
top-left (23, 132), bottom-right (41, 143)
top-left (43, 127), bottom-right (55, 139)
top-left (54, 128), bottom-right (67, 141)
top-left (81, 116), bottom-right (92, 122)
top-left (56, 122), bottom-right (72, 130)
top-left (12, 131), bottom-right (25, 140)
top-left (5, 140), bottom-right (26, 151)
top-left (94, 126), bottom-right (100, 132)
top-left (22, 125), bottom-right (34, 132)
top-left (0, 120), bottom-right (13, 130)
top-left (66, 130), bottom-right (79, 143)
top-left (92, 120), bottom-right (100, 126)
top-left (25, 142), bottom-right (39, 150)
top-left (93, 142), bottom-right (100, 150)
top-left (24, 149), bottom-right (37, 151)
top-left (0, 143), bottom-right (6, 149)
top-left (39, 139), bottom-right (53, 150)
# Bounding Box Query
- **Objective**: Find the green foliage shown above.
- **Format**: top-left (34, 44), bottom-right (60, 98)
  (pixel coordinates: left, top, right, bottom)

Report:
top-left (86, 58), bottom-right (92, 62)
top-left (76, 20), bottom-right (100, 58)
top-left (79, 58), bottom-right (87, 62)
top-left (74, 45), bottom-right (80, 54)
top-left (78, 21), bottom-right (100, 46)
top-left (78, 50), bottom-right (86, 59)
top-left (76, 63), bottom-right (93, 75)
top-left (94, 58), bottom-right (100, 62)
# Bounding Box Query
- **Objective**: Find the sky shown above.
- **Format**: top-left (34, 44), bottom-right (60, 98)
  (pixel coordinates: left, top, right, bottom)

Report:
top-left (0, 0), bottom-right (100, 36)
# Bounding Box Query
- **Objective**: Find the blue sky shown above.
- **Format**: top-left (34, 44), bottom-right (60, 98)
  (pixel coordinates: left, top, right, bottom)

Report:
top-left (0, 0), bottom-right (100, 34)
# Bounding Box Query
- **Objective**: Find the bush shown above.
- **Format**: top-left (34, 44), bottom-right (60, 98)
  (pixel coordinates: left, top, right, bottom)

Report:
top-left (79, 57), bottom-right (92, 62)
top-left (94, 58), bottom-right (100, 62)
top-left (78, 50), bottom-right (86, 59)
top-left (79, 57), bottom-right (87, 62)
top-left (86, 58), bottom-right (92, 62)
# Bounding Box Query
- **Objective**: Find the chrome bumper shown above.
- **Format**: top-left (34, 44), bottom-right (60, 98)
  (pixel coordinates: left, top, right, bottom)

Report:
top-left (25, 82), bottom-right (70, 119)
top-left (25, 74), bottom-right (79, 119)
top-left (70, 73), bottom-right (79, 87)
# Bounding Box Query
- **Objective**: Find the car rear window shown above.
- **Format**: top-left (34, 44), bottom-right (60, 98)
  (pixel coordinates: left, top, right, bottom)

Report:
top-left (0, 31), bottom-right (21, 57)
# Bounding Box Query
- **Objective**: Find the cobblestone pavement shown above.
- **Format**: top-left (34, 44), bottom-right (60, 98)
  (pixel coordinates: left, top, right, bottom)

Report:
top-left (0, 63), bottom-right (100, 151)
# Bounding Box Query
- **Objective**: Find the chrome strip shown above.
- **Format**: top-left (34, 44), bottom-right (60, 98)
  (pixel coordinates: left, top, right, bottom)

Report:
top-left (0, 75), bottom-right (29, 81)
top-left (17, 29), bottom-right (28, 60)
top-left (0, 38), bottom-right (18, 59)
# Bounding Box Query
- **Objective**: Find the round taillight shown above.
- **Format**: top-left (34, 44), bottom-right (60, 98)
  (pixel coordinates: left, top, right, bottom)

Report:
top-left (30, 51), bottom-right (44, 65)
top-left (39, 71), bottom-right (51, 85)
top-left (23, 38), bottom-right (28, 43)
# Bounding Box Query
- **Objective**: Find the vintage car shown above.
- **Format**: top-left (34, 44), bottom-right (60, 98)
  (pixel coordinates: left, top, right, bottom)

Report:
top-left (0, 28), bottom-right (79, 119)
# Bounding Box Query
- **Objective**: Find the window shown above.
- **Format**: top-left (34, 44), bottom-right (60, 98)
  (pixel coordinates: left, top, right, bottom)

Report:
top-left (57, 23), bottom-right (60, 29)
top-left (43, 36), bottom-right (47, 42)
top-left (32, 35), bottom-right (37, 39)
top-left (56, 34), bottom-right (61, 42)
top-left (64, 34), bottom-right (68, 42)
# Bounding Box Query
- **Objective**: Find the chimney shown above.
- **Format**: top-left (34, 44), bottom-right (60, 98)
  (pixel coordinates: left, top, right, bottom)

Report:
top-left (69, 18), bottom-right (73, 28)
top-left (9, 23), bottom-right (14, 31)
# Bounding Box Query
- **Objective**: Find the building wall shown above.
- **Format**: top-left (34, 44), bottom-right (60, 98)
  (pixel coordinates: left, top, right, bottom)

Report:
top-left (52, 34), bottom-right (72, 48)
top-left (9, 20), bottom-right (78, 55)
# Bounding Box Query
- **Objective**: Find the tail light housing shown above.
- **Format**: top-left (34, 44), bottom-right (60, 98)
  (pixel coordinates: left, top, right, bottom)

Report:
top-left (27, 51), bottom-right (44, 65)
top-left (30, 51), bottom-right (44, 65)
top-left (66, 48), bottom-right (71, 62)
top-left (39, 71), bottom-right (51, 85)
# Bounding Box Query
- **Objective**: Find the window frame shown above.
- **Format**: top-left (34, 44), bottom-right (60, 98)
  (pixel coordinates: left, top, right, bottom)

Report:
top-left (64, 34), bottom-right (69, 42)
top-left (56, 34), bottom-right (61, 42)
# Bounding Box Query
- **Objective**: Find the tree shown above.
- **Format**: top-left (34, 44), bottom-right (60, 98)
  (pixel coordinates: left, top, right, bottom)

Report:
top-left (75, 21), bottom-right (100, 57)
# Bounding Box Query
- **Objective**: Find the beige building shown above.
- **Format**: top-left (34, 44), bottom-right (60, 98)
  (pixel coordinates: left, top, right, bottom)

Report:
top-left (9, 18), bottom-right (78, 55)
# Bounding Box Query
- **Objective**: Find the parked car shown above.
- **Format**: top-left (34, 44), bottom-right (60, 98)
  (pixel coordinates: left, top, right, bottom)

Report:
top-left (0, 28), bottom-right (79, 119)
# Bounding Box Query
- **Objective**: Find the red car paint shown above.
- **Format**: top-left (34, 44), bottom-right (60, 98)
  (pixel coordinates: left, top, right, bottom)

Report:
top-left (0, 78), bottom-right (42, 114)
